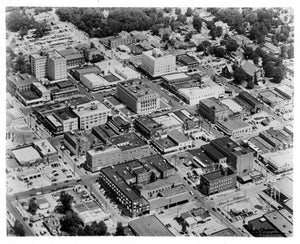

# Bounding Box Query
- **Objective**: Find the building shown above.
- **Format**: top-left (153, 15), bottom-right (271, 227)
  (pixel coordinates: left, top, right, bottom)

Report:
top-left (31, 82), bottom-right (51, 102)
top-left (99, 165), bottom-right (150, 217)
top-left (211, 137), bottom-right (254, 176)
top-left (17, 168), bottom-right (42, 181)
top-left (81, 73), bottom-right (111, 91)
top-left (7, 73), bottom-right (37, 95)
top-left (173, 110), bottom-right (200, 131)
top-left (274, 85), bottom-right (293, 100)
top-left (107, 116), bottom-right (131, 134)
top-left (32, 139), bottom-right (58, 163)
top-left (57, 48), bottom-right (85, 69)
top-left (86, 132), bottom-right (155, 172)
top-left (263, 42), bottom-right (280, 54)
top-left (52, 109), bottom-right (78, 132)
top-left (177, 76), bottom-right (225, 105)
top-left (199, 165), bottom-right (237, 196)
top-left (17, 83), bottom-right (50, 107)
top-left (151, 130), bottom-right (193, 154)
top-left (30, 53), bottom-right (48, 79)
top-left (108, 36), bottom-right (136, 49)
top-left (12, 146), bottom-right (42, 166)
top-left (47, 51), bottom-right (67, 80)
top-left (72, 100), bottom-right (111, 130)
top-left (216, 118), bottom-right (252, 137)
top-left (134, 116), bottom-right (163, 139)
top-left (263, 210), bottom-right (293, 237)
top-left (176, 53), bottom-right (199, 71)
top-left (258, 90), bottom-right (287, 108)
top-left (198, 97), bottom-right (232, 123)
top-left (70, 66), bottom-right (101, 81)
top-left (64, 131), bottom-right (94, 156)
top-left (117, 79), bottom-right (160, 114)
top-left (128, 215), bottom-right (174, 236)
top-left (235, 91), bottom-right (262, 113)
top-left (47, 80), bottom-right (80, 102)
top-left (141, 49), bottom-right (176, 77)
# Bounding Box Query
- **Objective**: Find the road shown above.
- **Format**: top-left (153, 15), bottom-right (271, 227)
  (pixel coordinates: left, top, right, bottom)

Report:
top-left (7, 198), bottom-right (35, 236)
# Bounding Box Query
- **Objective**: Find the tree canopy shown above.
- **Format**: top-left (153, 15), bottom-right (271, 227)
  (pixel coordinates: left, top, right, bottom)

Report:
top-left (225, 39), bottom-right (239, 52)
top-left (28, 198), bottom-right (38, 215)
top-left (115, 222), bottom-right (125, 236)
top-left (13, 220), bottom-right (25, 236)
top-left (56, 191), bottom-right (73, 214)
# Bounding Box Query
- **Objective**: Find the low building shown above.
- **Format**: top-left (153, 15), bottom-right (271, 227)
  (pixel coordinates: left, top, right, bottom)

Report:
top-left (117, 79), bottom-right (160, 114)
top-left (261, 149), bottom-right (293, 173)
top-left (70, 66), bottom-right (101, 81)
top-left (141, 49), bottom-right (176, 77)
top-left (33, 139), bottom-right (58, 163)
top-left (274, 85), bottom-right (293, 100)
top-left (86, 132), bottom-right (155, 172)
top-left (17, 168), bottom-right (42, 181)
top-left (57, 48), bottom-right (85, 69)
top-left (211, 137), bottom-right (254, 176)
top-left (47, 80), bottom-right (80, 102)
top-left (134, 116), bottom-right (163, 139)
top-left (238, 91), bottom-right (262, 113)
top-left (199, 97), bottom-right (232, 123)
top-left (263, 42), bottom-right (280, 54)
top-left (263, 210), bottom-right (293, 237)
top-left (81, 73), bottom-right (111, 91)
top-left (199, 165), bottom-right (237, 196)
top-left (177, 76), bottom-right (225, 105)
top-left (107, 116), bottom-right (131, 134)
top-left (216, 118), bottom-right (252, 137)
top-left (43, 214), bottom-right (61, 236)
top-left (151, 130), bottom-right (192, 154)
top-left (258, 90), bottom-right (287, 108)
top-left (12, 146), bottom-right (42, 166)
top-left (7, 73), bottom-right (37, 95)
top-left (128, 215), bottom-right (174, 236)
top-left (64, 131), bottom-right (92, 156)
top-left (44, 114), bottom-right (63, 136)
top-left (176, 53), bottom-right (199, 71)
top-left (52, 109), bottom-right (78, 132)
top-left (72, 100), bottom-right (111, 130)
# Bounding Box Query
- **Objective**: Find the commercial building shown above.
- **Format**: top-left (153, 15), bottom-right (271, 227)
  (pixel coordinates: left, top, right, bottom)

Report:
top-left (141, 49), bottom-right (176, 77)
top-left (134, 116), bottom-right (163, 139)
top-left (177, 76), bottom-right (225, 105)
top-left (274, 85), bottom-right (293, 100)
top-left (108, 36), bottom-right (136, 49)
top-left (152, 113), bottom-right (183, 131)
top-left (64, 131), bottom-right (95, 156)
top-left (199, 97), bottom-right (232, 123)
top-left (31, 82), bottom-right (51, 102)
top-left (17, 168), bottom-right (42, 181)
top-left (117, 79), bottom-right (160, 114)
top-left (32, 139), bottom-right (58, 163)
top-left (99, 165), bottom-right (150, 217)
top-left (86, 132), bottom-right (155, 172)
top-left (47, 51), bottom-right (67, 80)
top-left (47, 80), bottom-right (80, 102)
top-left (128, 215), bottom-right (174, 236)
top-left (258, 90), bottom-right (287, 108)
top-left (30, 53), bottom-right (48, 79)
top-left (81, 73), bottom-right (111, 91)
top-left (52, 109), bottom-right (78, 132)
top-left (261, 149), bottom-right (293, 173)
top-left (216, 118), bottom-right (252, 137)
top-left (211, 137), bottom-right (254, 176)
top-left (263, 210), bottom-right (293, 237)
top-left (199, 165), bottom-right (237, 196)
top-left (92, 124), bottom-right (118, 144)
top-left (70, 66), bottom-right (101, 81)
top-left (57, 48), bottom-right (85, 69)
top-left (107, 115), bottom-right (131, 134)
top-left (176, 53), bottom-right (199, 71)
top-left (44, 114), bottom-right (63, 136)
top-left (72, 100), bottom-right (111, 130)
top-left (151, 130), bottom-right (193, 154)
top-left (7, 73), bottom-right (37, 95)
top-left (12, 146), bottom-right (42, 166)
top-left (235, 91), bottom-right (262, 114)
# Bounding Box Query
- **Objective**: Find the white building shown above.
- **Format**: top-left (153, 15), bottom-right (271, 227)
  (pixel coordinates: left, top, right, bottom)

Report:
top-left (72, 100), bottom-right (111, 130)
top-left (141, 49), bottom-right (176, 77)
top-left (30, 53), bottom-right (47, 79)
top-left (178, 76), bottom-right (225, 105)
top-left (81, 73), bottom-right (110, 91)
top-left (47, 51), bottom-right (67, 80)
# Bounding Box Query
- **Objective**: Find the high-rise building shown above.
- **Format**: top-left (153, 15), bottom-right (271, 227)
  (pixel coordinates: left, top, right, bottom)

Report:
top-left (47, 51), bottom-right (67, 80)
top-left (30, 53), bottom-right (47, 79)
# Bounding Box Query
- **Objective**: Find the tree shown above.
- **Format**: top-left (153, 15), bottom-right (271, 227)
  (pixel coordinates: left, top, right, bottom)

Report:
top-left (90, 54), bottom-right (104, 63)
top-left (78, 221), bottom-right (108, 236)
top-left (214, 8), bottom-right (244, 34)
top-left (60, 211), bottom-right (84, 236)
top-left (215, 26), bottom-right (223, 38)
top-left (13, 220), bottom-right (25, 236)
top-left (185, 7), bottom-right (193, 17)
top-left (250, 52), bottom-right (260, 65)
top-left (115, 222), bottom-right (125, 236)
top-left (14, 55), bottom-right (28, 74)
top-left (184, 32), bottom-right (193, 42)
top-left (192, 16), bottom-right (202, 32)
top-left (181, 222), bottom-right (187, 233)
top-left (162, 33), bottom-right (170, 42)
top-left (214, 47), bottom-right (226, 58)
top-left (264, 61), bottom-right (275, 77)
top-left (90, 42), bottom-right (96, 49)
top-left (244, 46), bottom-right (254, 60)
top-left (163, 8), bottom-right (172, 14)
top-left (28, 198), bottom-right (38, 215)
top-left (272, 67), bottom-right (285, 84)
top-left (175, 8), bottom-right (182, 16)
top-left (197, 40), bottom-right (211, 54)
top-left (233, 67), bottom-right (247, 85)
top-left (151, 25), bottom-right (160, 36)
top-left (246, 79), bottom-right (255, 89)
top-left (56, 191), bottom-right (73, 214)
top-left (226, 39), bottom-right (239, 52)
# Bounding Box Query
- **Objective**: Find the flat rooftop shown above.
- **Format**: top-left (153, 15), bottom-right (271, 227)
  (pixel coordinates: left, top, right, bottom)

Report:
top-left (110, 132), bottom-right (147, 150)
top-left (162, 73), bottom-right (190, 82)
top-left (264, 210), bottom-right (293, 237)
top-left (153, 114), bottom-right (182, 129)
top-left (19, 89), bottom-right (40, 100)
top-left (247, 217), bottom-right (283, 237)
top-left (202, 167), bottom-right (235, 181)
top-left (167, 130), bottom-right (190, 143)
top-left (54, 108), bottom-right (77, 120)
top-left (202, 144), bottom-right (226, 161)
top-left (102, 73), bottom-right (120, 83)
top-left (176, 53), bottom-right (198, 65)
top-left (220, 118), bottom-right (251, 131)
top-left (129, 215), bottom-right (174, 236)
top-left (141, 175), bottom-right (180, 191)
top-left (211, 137), bottom-right (252, 156)
top-left (140, 154), bottom-right (173, 172)
top-left (56, 80), bottom-right (74, 89)
top-left (200, 97), bottom-right (229, 112)
top-left (118, 79), bottom-right (158, 98)
top-left (188, 148), bottom-right (215, 167)
top-left (12, 146), bottom-right (42, 165)
top-left (259, 90), bottom-right (285, 103)
top-left (33, 139), bottom-right (57, 155)
top-left (83, 73), bottom-right (110, 86)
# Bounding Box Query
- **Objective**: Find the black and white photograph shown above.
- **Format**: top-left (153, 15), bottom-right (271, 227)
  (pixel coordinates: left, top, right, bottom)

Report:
top-left (4, 1), bottom-right (296, 240)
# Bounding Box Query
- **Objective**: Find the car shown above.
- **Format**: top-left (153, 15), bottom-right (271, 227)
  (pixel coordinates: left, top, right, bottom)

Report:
top-left (212, 208), bottom-right (216, 211)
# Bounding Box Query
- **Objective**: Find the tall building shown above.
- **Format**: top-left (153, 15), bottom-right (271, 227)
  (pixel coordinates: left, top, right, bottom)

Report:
top-left (72, 100), bottom-right (111, 130)
top-left (117, 79), bottom-right (160, 114)
top-left (30, 53), bottom-right (47, 79)
top-left (47, 51), bottom-right (67, 80)
top-left (141, 49), bottom-right (176, 77)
